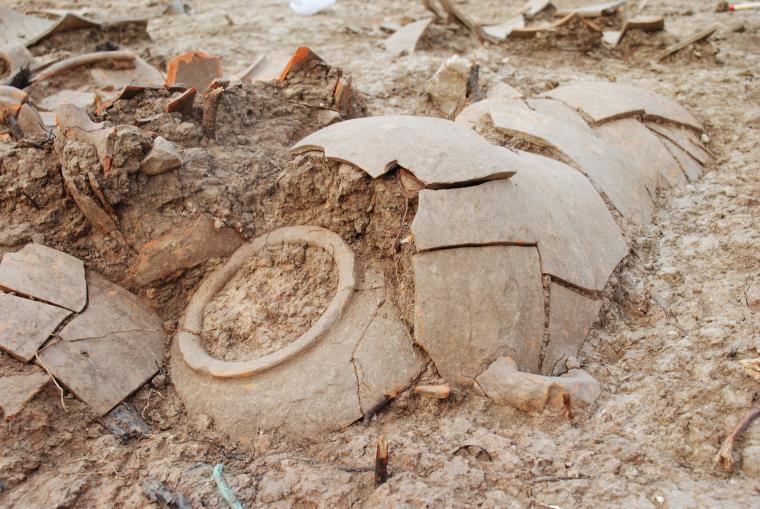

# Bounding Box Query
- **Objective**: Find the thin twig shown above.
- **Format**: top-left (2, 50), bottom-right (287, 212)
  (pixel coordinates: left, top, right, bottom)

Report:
top-left (142, 388), bottom-right (164, 418)
top-left (374, 436), bottom-right (389, 485)
top-left (35, 352), bottom-right (67, 412)
top-left (714, 399), bottom-right (760, 471)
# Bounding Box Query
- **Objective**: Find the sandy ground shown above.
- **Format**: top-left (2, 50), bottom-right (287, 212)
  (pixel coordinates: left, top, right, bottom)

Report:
top-left (1, 0), bottom-right (760, 507)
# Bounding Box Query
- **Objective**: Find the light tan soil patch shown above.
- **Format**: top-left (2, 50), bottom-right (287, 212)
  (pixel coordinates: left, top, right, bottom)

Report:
top-left (201, 243), bottom-right (338, 362)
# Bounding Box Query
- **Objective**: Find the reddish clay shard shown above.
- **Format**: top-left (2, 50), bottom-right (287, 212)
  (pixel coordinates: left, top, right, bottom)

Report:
top-left (0, 86), bottom-right (28, 115)
top-left (128, 215), bottom-right (243, 287)
top-left (165, 51), bottom-right (223, 93)
top-left (165, 87), bottom-right (197, 116)
top-left (278, 47), bottom-right (324, 82)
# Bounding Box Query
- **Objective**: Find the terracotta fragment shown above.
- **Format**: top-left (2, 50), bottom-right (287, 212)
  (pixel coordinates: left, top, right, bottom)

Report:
top-left (0, 243), bottom-right (86, 312)
top-left (31, 51), bottom-right (137, 84)
top-left (482, 16), bottom-right (525, 40)
top-left (425, 55), bottom-right (472, 119)
top-left (0, 45), bottom-right (35, 78)
top-left (412, 154), bottom-right (628, 292)
top-left (16, 104), bottom-right (50, 140)
top-left (39, 90), bottom-right (97, 112)
top-left (435, 0), bottom-right (484, 39)
top-left (165, 51), bottom-right (223, 93)
top-left (0, 292), bottom-right (71, 362)
top-left (553, 0), bottom-right (626, 17)
top-left (384, 18), bottom-right (433, 55)
top-left (657, 136), bottom-right (702, 182)
top-left (458, 96), bottom-right (655, 223)
top-left (543, 81), bottom-right (703, 131)
top-left (0, 7), bottom-right (62, 47)
top-left (0, 86), bottom-right (28, 115)
top-left (645, 121), bottom-right (710, 165)
top-left (0, 370), bottom-right (49, 420)
top-left (413, 245), bottom-right (545, 384)
top-left (542, 283), bottom-right (603, 375)
top-left (593, 117), bottom-right (686, 188)
top-left (603, 15), bottom-right (665, 46)
top-left (56, 104), bottom-right (114, 172)
top-left (89, 57), bottom-right (164, 90)
top-left (129, 214), bottom-right (243, 287)
top-left (165, 87), bottom-right (197, 116)
top-left (291, 115), bottom-right (531, 188)
top-left (524, 0), bottom-right (552, 17)
top-left (277, 47), bottom-right (323, 82)
top-left (237, 53), bottom-right (291, 82)
top-left (476, 356), bottom-right (601, 411)
top-left (61, 167), bottom-right (124, 242)
top-left (38, 272), bottom-right (165, 415)
top-left (413, 384), bottom-right (451, 399)
top-left (660, 23), bottom-right (720, 61)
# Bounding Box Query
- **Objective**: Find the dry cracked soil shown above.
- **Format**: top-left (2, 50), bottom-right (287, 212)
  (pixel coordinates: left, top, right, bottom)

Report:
top-left (1, 0), bottom-right (759, 508)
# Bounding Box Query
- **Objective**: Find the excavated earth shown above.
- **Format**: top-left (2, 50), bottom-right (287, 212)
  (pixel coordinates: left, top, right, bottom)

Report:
top-left (1, 0), bottom-right (759, 507)
top-left (201, 243), bottom-right (338, 362)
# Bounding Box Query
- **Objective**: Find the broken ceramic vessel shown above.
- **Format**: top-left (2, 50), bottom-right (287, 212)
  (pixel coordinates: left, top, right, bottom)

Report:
top-left (171, 226), bottom-right (424, 440)
top-left (172, 80), bottom-right (708, 435)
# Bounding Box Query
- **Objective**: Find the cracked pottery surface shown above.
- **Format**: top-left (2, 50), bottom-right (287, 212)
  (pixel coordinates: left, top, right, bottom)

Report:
top-left (290, 115), bottom-right (529, 188)
top-left (170, 80), bottom-right (708, 436)
top-left (542, 80), bottom-right (704, 130)
top-left (284, 80), bottom-right (708, 395)
top-left (0, 244), bottom-right (165, 415)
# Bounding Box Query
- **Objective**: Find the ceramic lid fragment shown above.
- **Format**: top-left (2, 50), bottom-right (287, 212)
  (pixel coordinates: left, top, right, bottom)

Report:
top-left (414, 245), bottom-right (545, 384)
top-left (543, 81), bottom-right (703, 131)
top-left (594, 117), bottom-right (686, 188)
top-left (291, 115), bottom-right (529, 188)
top-left (457, 96), bottom-right (655, 224)
top-left (0, 243), bottom-right (86, 312)
top-left (38, 272), bottom-right (165, 415)
top-left (0, 292), bottom-right (71, 362)
top-left (645, 121), bottom-right (710, 165)
top-left (412, 153), bottom-right (628, 292)
top-left (384, 18), bottom-right (433, 55)
top-left (542, 283), bottom-right (603, 375)
top-left (0, 370), bottom-right (50, 420)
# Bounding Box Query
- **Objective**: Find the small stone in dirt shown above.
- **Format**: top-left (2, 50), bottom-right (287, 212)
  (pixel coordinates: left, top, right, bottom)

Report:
top-left (140, 136), bottom-right (182, 175)
top-left (142, 478), bottom-right (191, 509)
top-left (194, 413), bottom-right (213, 431)
top-left (102, 403), bottom-right (152, 442)
top-left (0, 222), bottom-right (32, 247)
top-left (425, 55), bottom-right (473, 119)
top-left (151, 373), bottom-right (168, 389)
